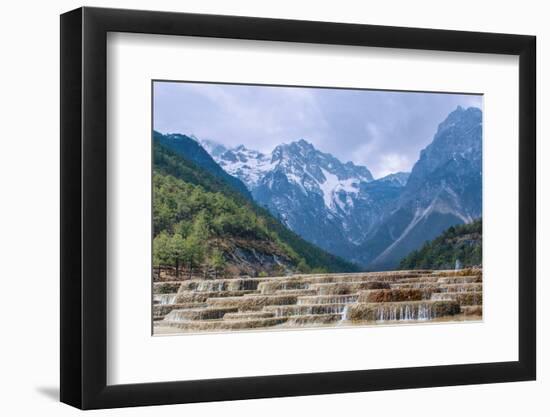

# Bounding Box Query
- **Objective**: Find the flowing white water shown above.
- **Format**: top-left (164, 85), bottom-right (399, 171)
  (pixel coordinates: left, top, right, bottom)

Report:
top-left (297, 295), bottom-right (358, 305)
top-left (153, 294), bottom-right (177, 305)
top-left (197, 281), bottom-right (226, 292)
top-left (271, 304), bottom-right (347, 317)
top-left (341, 305), bottom-right (350, 322)
top-left (375, 303), bottom-right (433, 322)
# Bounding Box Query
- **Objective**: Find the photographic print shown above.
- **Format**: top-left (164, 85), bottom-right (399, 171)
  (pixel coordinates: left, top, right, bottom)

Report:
top-left (152, 81), bottom-right (483, 335)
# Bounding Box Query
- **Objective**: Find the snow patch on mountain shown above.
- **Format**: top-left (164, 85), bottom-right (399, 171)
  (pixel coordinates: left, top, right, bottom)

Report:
top-left (216, 145), bottom-right (276, 188)
top-left (318, 168), bottom-right (361, 212)
top-left (319, 169), bottom-right (339, 209)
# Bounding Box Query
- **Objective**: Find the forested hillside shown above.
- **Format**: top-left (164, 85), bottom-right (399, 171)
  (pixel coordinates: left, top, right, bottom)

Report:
top-left (153, 140), bottom-right (359, 279)
top-left (398, 219), bottom-right (482, 270)
top-left (154, 131), bottom-right (251, 198)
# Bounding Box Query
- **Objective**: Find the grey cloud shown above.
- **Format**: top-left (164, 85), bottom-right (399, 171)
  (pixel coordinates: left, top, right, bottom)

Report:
top-left (154, 81), bottom-right (482, 178)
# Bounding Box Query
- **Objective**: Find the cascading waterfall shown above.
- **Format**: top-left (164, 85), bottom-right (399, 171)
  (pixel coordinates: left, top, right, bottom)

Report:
top-left (155, 269), bottom-right (481, 332)
top-left (197, 281), bottom-right (226, 292)
top-left (154, 294), bottom-right (177, 305)
top-left (417, 303), bottom-right (431, 321)
top-left (341, 305), bottom-right (350, 322)
top-left (297, 295), bottom-right (358, 305)
top-left (271, 304), bottom-right (348, 317)
top-left (375, 303), bottom-right (433, 322)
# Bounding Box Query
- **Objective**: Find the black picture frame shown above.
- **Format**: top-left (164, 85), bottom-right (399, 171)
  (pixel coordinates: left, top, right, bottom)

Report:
top-left (60, 6), bottom-right (536, 410)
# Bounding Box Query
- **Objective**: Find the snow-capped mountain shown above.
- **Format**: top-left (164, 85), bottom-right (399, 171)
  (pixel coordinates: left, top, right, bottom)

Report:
top-left (217, 139), bottom-right (374, 210)
top-left (187, 105), bottom-right (482, 269)
top-left (217, 145), bottom-right (275, 188)
top-left (209, 139), bottom-right (405, 259)
top-left (198, 138), bottom-right (228, 158)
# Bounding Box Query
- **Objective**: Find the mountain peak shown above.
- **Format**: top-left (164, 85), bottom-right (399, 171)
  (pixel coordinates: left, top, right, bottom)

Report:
top-left (164, 132), bottom-right (187, 140)
top-left (279, 139), bottom-right (315, 154)
top-left (411, 106), bottom-right (482, 185)
top-left (437, 106), bottom-right (481, 133)
top-left (199, 138), bottom-right (228, 158)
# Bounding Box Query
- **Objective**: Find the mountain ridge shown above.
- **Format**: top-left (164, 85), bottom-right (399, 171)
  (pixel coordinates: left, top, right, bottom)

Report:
top-left (153, 135), bottom-right (360, 274)
top-left (174, 105), bottom-right (482, 270)
top-left (365, 106), bottom-right (482, 269)
top-left (208, 136), bottom-right (413, 262)
top-left (154, 131), bottom-right (252, 199)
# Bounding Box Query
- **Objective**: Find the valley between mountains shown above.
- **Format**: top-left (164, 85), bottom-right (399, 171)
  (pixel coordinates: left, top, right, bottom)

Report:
top-left (156, 105), bottom-right (482, 271)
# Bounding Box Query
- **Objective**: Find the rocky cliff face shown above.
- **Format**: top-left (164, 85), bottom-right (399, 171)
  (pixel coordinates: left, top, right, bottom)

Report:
top-left (363, 106), bottom-right (482, 269)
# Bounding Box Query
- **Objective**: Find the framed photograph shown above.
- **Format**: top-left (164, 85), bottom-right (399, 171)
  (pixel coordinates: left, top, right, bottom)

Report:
top-left (60, 6), bottom-right (536, 409)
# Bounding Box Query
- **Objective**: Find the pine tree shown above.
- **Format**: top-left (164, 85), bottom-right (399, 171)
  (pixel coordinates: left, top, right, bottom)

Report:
top-left (170, 233), bottom-right (186, 278)
top-left (208, 249), bottom-right (226, 278)
top-left (152, 232), bottom-right (174, 279)
top-left (182, 233), bottom-right (205, 279)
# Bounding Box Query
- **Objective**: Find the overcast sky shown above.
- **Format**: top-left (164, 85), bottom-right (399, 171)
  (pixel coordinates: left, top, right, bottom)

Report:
top-left (153, 81), bottom-right (482, 178)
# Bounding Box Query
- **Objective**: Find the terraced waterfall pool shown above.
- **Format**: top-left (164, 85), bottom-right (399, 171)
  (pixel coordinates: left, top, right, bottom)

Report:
top-left (153, 269), bottom-right (482, 334)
